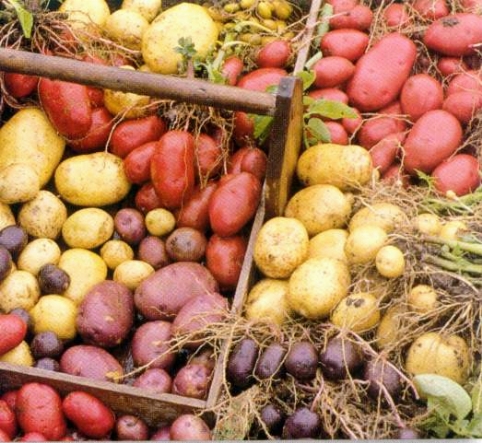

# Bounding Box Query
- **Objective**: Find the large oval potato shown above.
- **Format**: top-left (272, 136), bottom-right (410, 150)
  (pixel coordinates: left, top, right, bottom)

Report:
top-left (142, 3), bottom-right (219, 74)
top-left (55, 152), bottom-right (132, 207)
top-left (297, 143), bottom-right (374, 191)
top-left (0, 107), bottom-right (65, 187)
top-left (62, 208), bottom-right (114, 249)
top-left (284, 184), bottom-right (352, 236)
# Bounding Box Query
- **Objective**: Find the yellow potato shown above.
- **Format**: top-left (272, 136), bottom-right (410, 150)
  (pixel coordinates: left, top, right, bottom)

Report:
top-left (330, 292), bottom-right (381, 333)
top-left (17, 238), bottom-right (62, 276)
top-left (59, 0), bottom-right (110, 30)
top-left (375, 245), bottom-right (405, 278)
top-left (0, 107), bottom-right (65, 187)
top-left (284, 184), bottom-right (352, 237)
top-left (344, 225), bottom-right (388, 265)
top-left (376, 305), bottom-right (406, 350)
top-left (296, 143), bottom-right (374, 191)
top-left (62, 208), bottom-right (114, 249)
top-left (349, 202), bottom-right (407, 233)
top-left (0, 203), bottom-right (15, 231)
top-left (414, 213), bottom-right (442, 236)
top-left (55, 152), bottom-right (132, 207)
top-left (145, 208), bottom-right (176, 236)
top-left (121, 0), bottom-right (162, 22)
top-left (253, 217), bottom-right (309, 279)
top-left (105, 9), bottom-right (150, 50)
top-left (405, 332), bottom-right (471, 384)
top-left (287, 257), bottom-right (351, 319)
top-left (142, 3), bottom-right (219, 74)
top-left (100, 239), bottom-right (135, 270)
top-left (29, 295), bottom-right (78, 340)
top-left (18, 190), bottom-right (68, 240)
top-left (0, 270), bottom-right (40, 312)
top-left (0, 341), bottom-right (33, 367)
top-left (58, 248), bottom-right (108, 305)
top-left (113, 259), bottom-right (155, 290)
top-left (244, 278), bottom-right (291, 326)
top-left (407, 284), bottom-right (438, 314)
top-left (439, 220), bottom-right (468, 241)
top-left (0, 163), bottom-right (40, 204)
top-left (308, 228), bottom-right (349, 263)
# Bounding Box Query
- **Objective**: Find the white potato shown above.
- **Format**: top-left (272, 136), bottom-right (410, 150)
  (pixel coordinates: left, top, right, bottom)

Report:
top-left (113, 259), bottom-right (155, 290)
top-left (0, 270), bottom-right (40, 312)
top-left (413, 213), bottom-right (442, 236)
top-left (59, 0), bottom-right (110, 30)
top-left (349, 202), bottom-right (407, 233)
top-left (330, 292), bottom-right (381, 333)
top-left (308, 228), bottom-right (349, 263)
top-left (375, 245), bottom-right (405, 278)
top-left (121, 0), bottom-right (162, 22)
top-left (0, 203), bottom-right (15, 231)
top-left (407, 284), bottom-right (438, 314)
top-left (62, 208), bottom-right (114, 249)
top-left (105, 9), bottom-right (149, 50)
top-left (17, 238), bottom-right (62, 275)
top-left (344, 225), bottom-right (388, 265)
top-left (0, 163), bottom-right (40, 204)
top-left (100, 239), bottom-right (135, 270)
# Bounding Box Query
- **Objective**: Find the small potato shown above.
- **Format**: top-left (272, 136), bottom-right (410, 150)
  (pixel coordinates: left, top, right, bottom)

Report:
top-left (414, 213), bottom-right (442, 236)
top-left (59, 0), bottom-right (110, 30)
top-left (253, 217), bottom-right (309, 279)
top-left (375, 245), bottom-right (405, 278)
top-left (58, 248), bottom-right (108, 305)
top-left (348, 202), bottom-right (407, 233)
top-left (439, 220), bottom-right (468, 241)
top-left (0, 163), bottom-right (40, 204)
top-left (165, 227), bottom-right (207, 262)
top-left (16, 238), bottom-right (61, 276)
top-left (121, 0), bottom-right (162, 22)
top-left (113, 259), bottom-right (155, 290)
top-left (376, 305), bottom-right (406, 350)
top-left (244, 278), bottom-right (291, 326)
top-left (284, 185), bottom-right (352, 237)
top-left (100, 239), bottom-right (134, 270)
top-left (0, 341), bottom-right (33, 366)
top-left (330, 292), bottom-right (381, 333)
top-left (345, 225), bottom-right (388, 265)
top-left (62, 208), bottom-right (114, 249)
top-left (308, 228), bottom-right (349, 263)
top-left (18, 190), bottom-right (68, 240)
top-left (287, 257), bottom-right (351, 319)
top-left (145, 208), bottom-right (176, 236)
top-left (407, 284), bottom-right (438, 314)
top-left (0, 270), bottom-right (40, 312)
top-left (105, 10), bottom-right (149, 50)
top-left (0, 203), bottom-right (15, 231)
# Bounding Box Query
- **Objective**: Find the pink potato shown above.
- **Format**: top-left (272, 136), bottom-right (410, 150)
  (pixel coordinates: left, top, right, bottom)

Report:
top-left (329, 4), bottom-right (374, 30)
top-left (320, 29), bottom-right (369, 62)
top-left (370, 132), bottom-right (406, 175)
top-left (432, 154), bottom-right (481, 196)
top-left (312, 56), bottom-right (355, 89)
top-left (400, 74), bottom-right (444, 122)
top-left (443, 91), bottom-right (482, 125)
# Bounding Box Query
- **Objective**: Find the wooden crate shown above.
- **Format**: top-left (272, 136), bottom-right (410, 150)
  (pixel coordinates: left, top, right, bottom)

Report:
top-left (0, 0), bottom-right (321, 430)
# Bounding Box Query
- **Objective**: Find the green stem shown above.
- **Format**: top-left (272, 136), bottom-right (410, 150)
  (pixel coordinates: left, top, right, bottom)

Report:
top-left (424, 236), bottom-right (482, 256)
top-left (424, 254), bottom-right (482, 275)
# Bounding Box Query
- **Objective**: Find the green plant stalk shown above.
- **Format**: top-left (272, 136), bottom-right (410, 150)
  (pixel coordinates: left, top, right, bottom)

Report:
top-left (424, 236), bottom-right (482, 257)
top-left (424, 254), bottom-right (482, 275)
top-left (421, 186), bottom-right (482, 214)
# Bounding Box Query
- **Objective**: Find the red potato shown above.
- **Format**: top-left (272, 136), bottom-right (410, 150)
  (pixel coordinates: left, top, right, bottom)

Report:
top-left (68, 106), bottom-right (114, 153)
top-left (383, 3), bottom-right (411, 27)
top-left (446, 70), bottom-right (482, 96)
top-left (233, 111), bottom-right (255, 145)
top-left (151, 130), bottom-right (196, 210)
top-left (0, 429), bottom-right (9, 442)
top-left (413, 0), bottom-right (449, 20)
top-left (227, 146), bottom-right (268, 181)
top-left (320, 29), bottom-right (369, 62)
top-left (382, 163), bottom-right (411, 187)
top-left (138, 236), bottom-right (170, 270)
top-left (81, 56), bottom-right (106, 108)
top-left (236, 67), bottom-right (287, 92)
top-left (329, 4), bottom-right (374, 31)
top-left (255, 39), bottom-right (291, 69)
top-left (221, 56), bottom-right (244, 86)
top-left (195, 133), bottom-right (223, 180)
top-left (460, 0), bottom-right (482, 12)
top-left (172, 363), bottom-right (212, 399)
top-left (432, 154), bottom-right (481, 196)
top-left (423, 13), bottom-right (482, 57)
top-left (18, 432), bottom-right (48, 441)
top-left (15, 383), bottom-right (66, 441)
top-left (400, 73), bottom-right (444, 121)
top-left (176, 181), bottom-right (218, 233)
top-left (205, 234), bottom-right (248, 292)
top-left (347, 32), bottom-right (417, 112)
top-left (342, 107), bottom-right (363, 134)
top-left (38, 78), bottom-right (92, 139)
top-left (0, 314), bottom-right (27, 356)
top-left (326, 0), bottom-right (358, 10)
top-left (150, 425), bottom-right (171, 440)
top-left (0, 400), bottom-right (16, 439)
top-left (209, 172), bottom-right (263, 237)
top-left (0, 392), bottom-right (17, 413)
top-left (312, 56), bottom-right (355, 89)
top-left (324, 121), bottom-right (349, 145)
top-left (369, 132), bottom-right (405, 175)
top-left (135, 182), bottom-right (162, 213)
top-left (308, 88), bottom-right (349, 104)
top-left (132, 368), bottom-right (173, 394)
top-left (109, 115), bottom-right (166, 158)
top-left (116, 415), bottom-right (149, 441)
top-left (3, 72), bottom-right (38, 98)
top-left (443, 91), bottom-right (482, 124)
top-left (437, 57), bottom-right (468, 77)
top-left (123, 141), bottom-right (158, 184)
top-left (62, 391), bottom-right (115, 439)
top-left (169, 414), bottom-right (212, 441)
top-left (402, 109), bottom-right (463, 174)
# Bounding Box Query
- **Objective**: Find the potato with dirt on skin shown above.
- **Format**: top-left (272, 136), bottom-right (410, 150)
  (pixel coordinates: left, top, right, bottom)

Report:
top-left (349, 202), bottom-right (407, 234)
top-left (59, 0), bottom-right (110, 30)
top-left (253, 217), bottom-right (309, 279)
top-left (284, 184), bottom-right (352, 237)
top-left (376, 305), bottom-right (406, 350)
top-left (330, 292), bottom-right (381, 333)
top-left (345, 225), bottom-right (388, 265)
top-left (62, 208), bottom-right (114, 249)
top-left (18, 190), bottom-right (68, 240)
top-left (0, 163), bottom-right (40, 204)
top-left (0, 270), bottom-right (40, 312)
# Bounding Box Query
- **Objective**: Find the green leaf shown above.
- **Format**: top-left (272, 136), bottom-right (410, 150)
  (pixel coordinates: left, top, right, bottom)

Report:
top-left (306, 117), bottom-right (331, 143)
top-left (251, 114), bottom-right (273, 145)
top-left (414, 374), bottom-right (473, 420)
top-left (313, 3), bottom-right (333, 47)
top-left (307, 99), bottom-right (358, 120)
top-left (467, 413), bottom-right (482, 437)
top-left (471, 381), bottom-right (482, 414)
top-left (175, 36), bottom-right (197, 59)
top-left (296, 70), bottom-right (316, 91)
top-left (7, 0), bottom-right (33, 38)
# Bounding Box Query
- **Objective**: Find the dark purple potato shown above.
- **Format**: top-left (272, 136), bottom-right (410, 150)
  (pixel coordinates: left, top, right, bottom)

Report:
top-left (133, 368), bottom-right (173, 394)
top-left (226, 338), bottom-right (259, 389)
top-left (260, 404), bottom-right (285, 436)
top-left (9, 307), bottom-right (33, 333)
top-left (0, 246), bottom-right (12, 281)
top-left (37, 263), bottom-right (70, 294)
top-left (169, 414), bottom-right (212, 441)
top-left (33, 357), bottom-right (60, 372)
top-left (150, 425), bottom-right (171, 441)
top-left (255, 342), bottom-right (286, 380)
top-left (30, 331), bottom-right (64, 359)
top-left (114, 208), bottom-right (146, 245)
top-left (319, 336), bottom-right (364, 381)
top-left (0, 225), bottom-right (28, 258)
top-left (138, 236), bottom-right (170, 270)
top-left (172, 363), bottom-right (212, 400)
top-left (282, 407), bottom-right (322, 439)
top-left (363, 359), bottom-right (402, 399)
top-left (396, 427), bottom-right (422, 439)
top-left (284, 341), bottom-right (318, 381)
top-left (165, 227), bottom-right (207, 262)
top-left (116, 414), bottom-right (150, 441)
